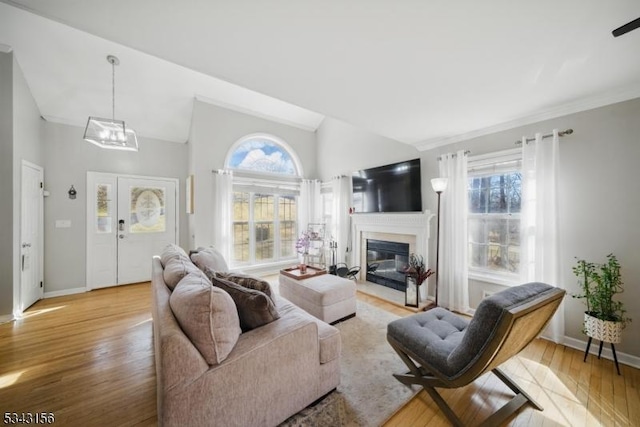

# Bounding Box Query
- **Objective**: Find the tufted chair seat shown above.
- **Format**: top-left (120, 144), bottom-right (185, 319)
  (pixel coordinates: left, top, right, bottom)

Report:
top-left (387, 282), bottom-right (565, 427)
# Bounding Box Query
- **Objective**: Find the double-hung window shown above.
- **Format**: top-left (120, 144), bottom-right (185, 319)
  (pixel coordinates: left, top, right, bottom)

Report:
top-left (467, 149), bottom-right (522, 284)
top-left (226, 134), bottom-right (302, 268)
top-left (231, 188), bottom-right (298, 265)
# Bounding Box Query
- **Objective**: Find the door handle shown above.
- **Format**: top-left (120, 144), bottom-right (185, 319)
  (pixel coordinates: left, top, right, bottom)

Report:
top-left (119, 234), bottom-right (125, 239)
top-left (22, 243), bottom-right (31, 248)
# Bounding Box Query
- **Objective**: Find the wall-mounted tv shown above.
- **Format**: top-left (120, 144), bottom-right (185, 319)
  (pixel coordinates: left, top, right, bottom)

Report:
top-left (352, 158), bottom-right (422, 213)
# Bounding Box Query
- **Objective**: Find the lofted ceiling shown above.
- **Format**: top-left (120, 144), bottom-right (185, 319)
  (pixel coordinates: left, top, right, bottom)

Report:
top-left (1, 1), bottom-right (640, 149)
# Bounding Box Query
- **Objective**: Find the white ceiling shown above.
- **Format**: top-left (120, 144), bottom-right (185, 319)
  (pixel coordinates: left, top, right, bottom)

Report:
top-left (2, 1), bottom-right (640, 149)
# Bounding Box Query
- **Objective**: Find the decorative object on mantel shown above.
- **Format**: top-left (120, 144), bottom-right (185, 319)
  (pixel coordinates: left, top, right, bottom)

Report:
top-left (404, 253), bottom-right (434, 308)
top-left (431, 177), bottom-right (448, 306)
top-left (295, 230), bottom-right (312, 273)
top-left (83, 55), bottom-right (138, 151)
top-left (572, 254), bottom-right (631, 375)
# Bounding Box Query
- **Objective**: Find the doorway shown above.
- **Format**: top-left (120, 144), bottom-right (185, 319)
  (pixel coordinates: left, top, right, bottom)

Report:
top-left (86, 172), bottom-right (178, 289)
top-left (20, 161), bottom-right (44, 312)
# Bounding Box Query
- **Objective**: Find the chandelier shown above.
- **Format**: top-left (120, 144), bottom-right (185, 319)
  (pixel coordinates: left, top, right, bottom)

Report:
top-left (83, 55), bottom-right (138, 151)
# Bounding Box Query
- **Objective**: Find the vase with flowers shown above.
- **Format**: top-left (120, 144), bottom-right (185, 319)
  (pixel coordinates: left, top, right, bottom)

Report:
top-left (404, 253), bottom-right (434, 307)
top-left (295, 230), bottom-right (311, 273)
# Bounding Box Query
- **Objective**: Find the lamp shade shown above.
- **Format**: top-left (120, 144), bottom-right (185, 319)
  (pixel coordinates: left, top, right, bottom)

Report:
top-left (431, 178), bottom-right (448, 193)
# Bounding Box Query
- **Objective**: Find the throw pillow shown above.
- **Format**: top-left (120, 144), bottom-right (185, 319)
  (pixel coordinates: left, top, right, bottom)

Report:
top-left (160, 243), bottom-right (189, 267)
top-left (163, 257), bottom-right (200, 290)
top-left (215, 272), bottom-right (274, 300)
top-left (190, 246), bottom-right (230, 273)
top-left (170, 273), bottom-right (241, 365)
top-left (204, 267), bottom-right (280, 332)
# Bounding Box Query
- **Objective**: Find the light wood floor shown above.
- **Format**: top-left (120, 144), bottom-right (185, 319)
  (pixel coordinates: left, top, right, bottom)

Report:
top-left (1, 284), bottom-right (638, 426)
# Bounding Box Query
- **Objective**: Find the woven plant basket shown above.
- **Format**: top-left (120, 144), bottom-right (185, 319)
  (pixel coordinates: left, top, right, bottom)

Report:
top-left (584, 312), bottom-right (622, 344)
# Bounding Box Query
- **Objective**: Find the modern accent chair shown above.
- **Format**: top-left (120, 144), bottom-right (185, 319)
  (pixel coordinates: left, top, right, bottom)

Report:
top-left (387, 282), bottom-right (565, 426)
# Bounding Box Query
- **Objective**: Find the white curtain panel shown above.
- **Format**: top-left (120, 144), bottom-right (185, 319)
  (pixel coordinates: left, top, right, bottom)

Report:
top-left (438, 150), bottom-right (470, 313)
top-left (331, 175), bottom-right (353, 265)
top-left (298, 179), bottom-right (322, 232)
top-left (520, 130), bottom-right (563, 343)
top-left (213, 169), bottom-right (234, 263)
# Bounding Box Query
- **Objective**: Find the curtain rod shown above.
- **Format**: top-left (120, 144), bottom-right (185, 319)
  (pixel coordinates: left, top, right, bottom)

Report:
top-left (515, 128), bottom-right (573, 145)
top-left (437, 150), bottom-right (471, 161)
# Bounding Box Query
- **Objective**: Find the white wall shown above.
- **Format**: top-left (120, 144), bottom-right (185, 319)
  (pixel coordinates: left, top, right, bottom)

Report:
top-left (42, 121), bottom-right (189, 293)
top-left (0, 52), bottom-right (44, 320)
top-left (419, 97), bottom-right (640, 359)
top-left (0, 52), bottom-right (14, 318)
top-left (316, 117), bottom-right (418, 181)
top-left (188, 100), bottom-right (317, 248)
top-left (12, 55), bottom-right (44, 314)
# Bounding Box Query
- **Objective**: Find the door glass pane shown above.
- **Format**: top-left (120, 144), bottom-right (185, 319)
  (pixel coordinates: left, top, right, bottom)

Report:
top-left (130, 187), bottom-right (166, 233)
top-left (96, 183), bottom-right (113, 233)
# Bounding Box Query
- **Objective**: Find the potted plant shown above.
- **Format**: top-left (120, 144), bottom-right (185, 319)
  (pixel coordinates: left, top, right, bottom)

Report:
top-left (295, 230), bottom-right (311, 273)
top-left (572, 254), bottom-right (631, 344)
top-left (404, 254), bottom-right (434, 307)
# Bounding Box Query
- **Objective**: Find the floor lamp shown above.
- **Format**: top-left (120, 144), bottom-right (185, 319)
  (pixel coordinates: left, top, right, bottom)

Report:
top-left (431, 178), bottom-right (448, 307)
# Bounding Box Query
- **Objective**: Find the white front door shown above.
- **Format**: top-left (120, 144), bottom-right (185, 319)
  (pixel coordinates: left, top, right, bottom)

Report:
top-left (87, 173), bottom-right (178, 289)
top-left (21, 161), bottom-right (44, 311)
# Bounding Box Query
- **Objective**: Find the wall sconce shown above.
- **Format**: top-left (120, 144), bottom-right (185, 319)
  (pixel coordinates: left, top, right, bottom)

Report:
top-left (68, 185), bottom-right (77, 199)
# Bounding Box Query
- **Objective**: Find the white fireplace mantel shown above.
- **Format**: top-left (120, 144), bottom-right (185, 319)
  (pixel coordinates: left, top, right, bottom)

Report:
top-left (350, 211), bottom-right (434, 281)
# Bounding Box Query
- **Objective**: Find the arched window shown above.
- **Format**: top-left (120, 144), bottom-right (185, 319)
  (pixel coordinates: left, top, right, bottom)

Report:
top-left (224, 134), bottom-right (303, 267)
top-left (226, 134), bottom-right (302, 176)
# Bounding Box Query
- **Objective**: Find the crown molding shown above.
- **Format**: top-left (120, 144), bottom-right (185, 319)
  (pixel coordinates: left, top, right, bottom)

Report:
top-left (413, 85), bottom-right (640, 152)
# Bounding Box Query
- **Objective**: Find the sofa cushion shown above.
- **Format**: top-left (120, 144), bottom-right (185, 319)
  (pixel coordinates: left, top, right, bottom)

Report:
top-left (215, 272), bottom-right (274, 300)
top-left (160, 243), bottom-right (190, 267)
top-left (163, 257), bottom-right (201, 290)
top-left (191, 246), bottom-right (229, 273)
top-left (205, 268), bottom-right (280, 332)
top-left (170, 273), bottom-right (241, 365)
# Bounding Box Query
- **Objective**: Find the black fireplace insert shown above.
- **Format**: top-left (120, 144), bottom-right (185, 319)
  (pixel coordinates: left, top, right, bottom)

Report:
top-left (366, 239), bottom-right (409, 291)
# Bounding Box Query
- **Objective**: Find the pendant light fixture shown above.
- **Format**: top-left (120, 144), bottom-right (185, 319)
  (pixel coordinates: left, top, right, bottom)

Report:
top-left (83, 55), bottom-right (138, 151)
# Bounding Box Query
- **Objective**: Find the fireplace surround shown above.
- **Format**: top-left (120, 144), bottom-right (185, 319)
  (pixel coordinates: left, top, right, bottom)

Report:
top-left (351, 212), bottom-right (433, 299)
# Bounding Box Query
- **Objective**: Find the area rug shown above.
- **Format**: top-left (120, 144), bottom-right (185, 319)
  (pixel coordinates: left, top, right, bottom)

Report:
top-left (280, 299), bottom-right (419, 427)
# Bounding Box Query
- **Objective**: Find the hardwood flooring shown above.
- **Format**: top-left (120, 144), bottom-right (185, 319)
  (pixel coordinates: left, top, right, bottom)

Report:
top-left (1, 283), bottom-right (638, 426)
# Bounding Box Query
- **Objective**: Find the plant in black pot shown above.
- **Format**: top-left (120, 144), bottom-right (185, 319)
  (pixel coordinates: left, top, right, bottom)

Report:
top-left (572, 254), bottom-right (631, 374)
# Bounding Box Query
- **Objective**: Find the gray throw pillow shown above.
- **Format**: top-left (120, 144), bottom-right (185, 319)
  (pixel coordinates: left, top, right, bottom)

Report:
top-left (190, 246), bottom-right (229, 273)
top-left (170, 273), bottom-right (241, 365)
top-left (204, 267), bottom-right (280, 331)
top-left (160, 243), bottom-right (189, 267)
top-left (214, 272), bottom-right (274, 300)
top-left (163, 257), bottom-right (200, 290)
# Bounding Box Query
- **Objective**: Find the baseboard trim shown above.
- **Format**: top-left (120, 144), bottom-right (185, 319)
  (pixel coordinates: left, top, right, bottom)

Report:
top-left (0, 313), bottom-right (15, 324)
top-left (562, 336), bottom-right (640, 370)
top-left (44, 287), bottom-right (86, 299)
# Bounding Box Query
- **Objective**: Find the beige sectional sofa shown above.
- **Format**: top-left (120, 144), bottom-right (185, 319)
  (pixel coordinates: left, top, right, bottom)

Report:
top-left (151, 245), bottom-right (341, 427)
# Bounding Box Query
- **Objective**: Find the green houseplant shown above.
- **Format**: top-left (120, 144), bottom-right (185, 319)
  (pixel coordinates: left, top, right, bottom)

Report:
top-left (572, 254), bottom-right (631, 344)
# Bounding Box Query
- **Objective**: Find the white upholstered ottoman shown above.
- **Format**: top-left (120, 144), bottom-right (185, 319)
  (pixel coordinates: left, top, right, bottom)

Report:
top-left (279, 273), bottom-right (357, 324)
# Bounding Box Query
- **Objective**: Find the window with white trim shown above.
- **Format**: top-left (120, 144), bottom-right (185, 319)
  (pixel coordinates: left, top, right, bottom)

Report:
top-left (467, 149), bottom-right (522, 282)
top-left (226, 134), bottom-right (302, 267)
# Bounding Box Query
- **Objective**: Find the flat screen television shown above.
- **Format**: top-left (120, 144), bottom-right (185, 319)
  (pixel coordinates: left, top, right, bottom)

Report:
top-left (352, 158), bottom-right (422, 213)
